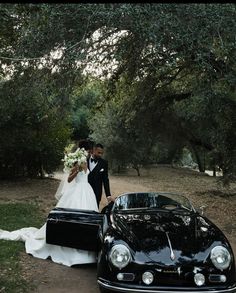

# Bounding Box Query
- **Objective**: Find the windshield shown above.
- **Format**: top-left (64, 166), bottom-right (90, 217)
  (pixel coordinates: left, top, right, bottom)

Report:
top-left (114, 192), bottom-right (193, 211)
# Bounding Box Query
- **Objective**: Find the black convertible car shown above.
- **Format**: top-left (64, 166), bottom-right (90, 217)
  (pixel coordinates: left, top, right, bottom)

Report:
top-left (46, 192), bottom-right (236, 293)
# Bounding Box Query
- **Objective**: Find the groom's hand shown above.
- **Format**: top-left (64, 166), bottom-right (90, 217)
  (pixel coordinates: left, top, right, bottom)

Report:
top-left (107, 196), bottom-right (114, 203)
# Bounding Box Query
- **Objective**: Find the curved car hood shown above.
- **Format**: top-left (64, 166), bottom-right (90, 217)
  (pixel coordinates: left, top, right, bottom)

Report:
top-left (113, 211), bottom-right (226, 265)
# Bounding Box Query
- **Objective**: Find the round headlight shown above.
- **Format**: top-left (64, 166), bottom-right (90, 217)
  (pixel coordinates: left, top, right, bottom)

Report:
top-left (109, 244), bottom-right (131, 269)
top-left (142, 271), bottom-right (154, 285)
top-left (117, 273), bottom-right (124, 280)
top-left (194, 273), bottom-right (205, 286)
top-left (210, 246), bottom-right (231, 270)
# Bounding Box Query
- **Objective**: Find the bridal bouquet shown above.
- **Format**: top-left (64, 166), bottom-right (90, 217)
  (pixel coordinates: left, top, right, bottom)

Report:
top-left (63, 147), bottom-right (88, 171)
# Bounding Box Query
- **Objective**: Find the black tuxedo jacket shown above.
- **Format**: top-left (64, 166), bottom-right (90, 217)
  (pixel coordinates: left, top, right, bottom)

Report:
top-left (87, 157), bottom-right (111, 205)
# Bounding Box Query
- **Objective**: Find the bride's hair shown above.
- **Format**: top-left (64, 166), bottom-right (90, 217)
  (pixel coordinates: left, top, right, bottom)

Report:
top-left (78, 139), bottom-right (94, 151)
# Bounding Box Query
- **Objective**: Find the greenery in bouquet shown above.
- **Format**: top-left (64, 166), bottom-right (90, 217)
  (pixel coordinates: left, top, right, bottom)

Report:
top-left (63, 148), bottom-right (88, 171)
top-left (64, 143), bottom-right (76, 155)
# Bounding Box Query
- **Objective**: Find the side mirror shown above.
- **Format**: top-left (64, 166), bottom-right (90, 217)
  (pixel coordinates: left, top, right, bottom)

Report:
top-left (198, 205), bottom-right (208, 216)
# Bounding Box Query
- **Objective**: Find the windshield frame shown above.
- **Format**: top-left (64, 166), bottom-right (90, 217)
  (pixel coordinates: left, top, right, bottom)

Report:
top-left (113, 192), bottom-right (195, 213)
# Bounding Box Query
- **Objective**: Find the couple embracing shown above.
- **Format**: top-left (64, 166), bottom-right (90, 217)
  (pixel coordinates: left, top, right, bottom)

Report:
top-left (62, 142), bottom-right (113, 213)
top-left (0, 141), bottom-right (113, 267)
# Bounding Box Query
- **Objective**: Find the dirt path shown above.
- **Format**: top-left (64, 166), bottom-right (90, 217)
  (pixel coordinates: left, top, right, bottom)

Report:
top-left (1, 166), bottom-right (236, 292)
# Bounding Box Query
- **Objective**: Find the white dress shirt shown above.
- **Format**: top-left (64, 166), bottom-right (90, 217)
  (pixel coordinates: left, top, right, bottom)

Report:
top-left (89, 156), bottom-right (98, 171)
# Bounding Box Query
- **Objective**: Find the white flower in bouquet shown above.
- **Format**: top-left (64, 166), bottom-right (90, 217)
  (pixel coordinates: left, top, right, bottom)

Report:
top-left (62, 147), bottom-right (88, 172)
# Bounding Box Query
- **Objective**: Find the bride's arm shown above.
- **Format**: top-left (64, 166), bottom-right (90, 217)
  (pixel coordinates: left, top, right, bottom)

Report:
top-left (67, 161), bottom-right (87, 183)
top-left (67, 165), bottom-right (79, 183)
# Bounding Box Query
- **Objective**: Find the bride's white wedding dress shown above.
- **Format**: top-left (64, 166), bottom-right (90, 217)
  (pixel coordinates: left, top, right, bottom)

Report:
top-left (0, 169), bottom-right (99, 267)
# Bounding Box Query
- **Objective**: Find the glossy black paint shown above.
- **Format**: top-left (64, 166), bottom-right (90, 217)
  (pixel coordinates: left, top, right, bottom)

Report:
top-left (46, 193), bottom-right (236, 293)
top-left (98, 193), bottom-right (236, 292)
top-left (97, 213), bottom-right (235, 287)
top-left (46, 207), bottom-right (104, 251)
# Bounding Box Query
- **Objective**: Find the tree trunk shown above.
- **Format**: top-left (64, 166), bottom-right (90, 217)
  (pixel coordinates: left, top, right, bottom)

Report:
top-left (191, 145), bottom-right (205, 172)
top-left (213, 166), bottom-right (216, 177)
top-left (133, 165), bottom-right (140, 176)
top-left (117, 165), bottom-right (121, 173)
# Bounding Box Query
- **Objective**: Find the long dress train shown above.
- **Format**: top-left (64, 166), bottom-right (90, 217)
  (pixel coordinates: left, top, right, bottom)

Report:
top-left (0, 170), bottom-right (99, 267)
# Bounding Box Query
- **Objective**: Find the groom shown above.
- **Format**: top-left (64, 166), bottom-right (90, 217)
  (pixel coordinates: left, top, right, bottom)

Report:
top-left (87, 143), bottom-right (112, 208)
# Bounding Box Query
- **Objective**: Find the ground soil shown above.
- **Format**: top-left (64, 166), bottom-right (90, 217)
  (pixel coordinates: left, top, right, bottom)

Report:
top-left (0, 165), bottom-right (235, 293)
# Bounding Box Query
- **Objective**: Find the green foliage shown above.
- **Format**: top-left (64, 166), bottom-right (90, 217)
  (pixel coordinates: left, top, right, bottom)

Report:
top-left (89, 94), bottom-right (154, 175)
top-left (70, 79), bottom-right (102, 140)
top-left (96, 4), bottom-right (236, 180)
top-left (0, 202), bottom-right (44, 292)
top-left (0, 202), bottom-right (44, 229)
top-left (0, 69), bottom-right (71, 178)
top-left (0, 241), bottom-right (29, 293)
top-left (0, 3), bottom-right (235, 181)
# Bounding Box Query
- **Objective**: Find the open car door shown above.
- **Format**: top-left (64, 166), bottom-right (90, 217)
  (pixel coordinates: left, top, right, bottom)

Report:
top-left (46, 207), bottom-right (104, 252)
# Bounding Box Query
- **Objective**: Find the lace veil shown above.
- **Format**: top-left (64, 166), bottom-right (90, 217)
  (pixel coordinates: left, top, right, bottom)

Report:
top-left (54, 170), bottom-right (75, 200)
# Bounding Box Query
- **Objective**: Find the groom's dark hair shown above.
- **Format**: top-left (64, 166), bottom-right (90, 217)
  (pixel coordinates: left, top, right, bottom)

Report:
top-left (95, 143), bottom-right (104, 149)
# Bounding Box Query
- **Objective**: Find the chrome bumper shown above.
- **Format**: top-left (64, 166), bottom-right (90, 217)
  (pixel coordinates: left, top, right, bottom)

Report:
top-left (97, 279), bottom-right (236, 293)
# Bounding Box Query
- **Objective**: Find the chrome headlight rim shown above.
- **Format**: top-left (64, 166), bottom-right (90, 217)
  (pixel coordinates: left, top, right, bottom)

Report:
top-left (109, 244), bottom-right (131, 270)
top-left (210, 245), bottom-right (231, 270)
top-left (194, 273), bottom-right (205, 286)
top-left (142, 271), bottom-right (154, 285)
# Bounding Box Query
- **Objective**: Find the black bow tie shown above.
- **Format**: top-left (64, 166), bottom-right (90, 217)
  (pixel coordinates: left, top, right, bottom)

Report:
top-left (91, 158), bottom-right (98, 163)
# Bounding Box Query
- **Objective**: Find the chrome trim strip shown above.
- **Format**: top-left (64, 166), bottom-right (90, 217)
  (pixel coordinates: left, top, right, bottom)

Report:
top-left (165, 232), bottom-right (175, 260)
top-left (47, 219), bottom-right (100, 226)
top-left (50, 210), bottom-right (99, 214)
top-left (97, 280), bottom-right (236, 293)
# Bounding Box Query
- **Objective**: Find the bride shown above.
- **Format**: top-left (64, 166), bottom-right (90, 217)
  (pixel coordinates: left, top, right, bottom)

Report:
top-left (0, 148), bottom-right (99, 267)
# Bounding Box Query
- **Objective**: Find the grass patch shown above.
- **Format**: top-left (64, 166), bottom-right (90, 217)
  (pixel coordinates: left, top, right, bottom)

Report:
top-left (0, 202), bottom-right (45, 292)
